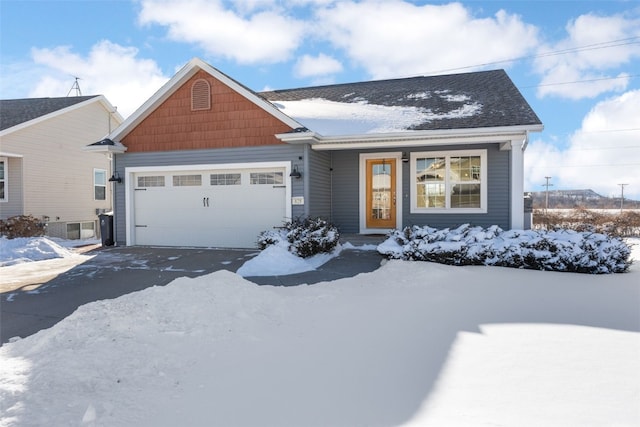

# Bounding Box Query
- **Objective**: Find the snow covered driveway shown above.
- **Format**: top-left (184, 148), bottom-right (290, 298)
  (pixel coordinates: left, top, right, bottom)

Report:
top-left (1, 248), bottom-right (639, 426)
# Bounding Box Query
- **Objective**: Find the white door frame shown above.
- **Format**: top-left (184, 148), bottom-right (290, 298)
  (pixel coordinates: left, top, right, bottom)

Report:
top-left (124, 161), bottom-right (292, 246)
top-left (359, 152), bottom-right (402, 234)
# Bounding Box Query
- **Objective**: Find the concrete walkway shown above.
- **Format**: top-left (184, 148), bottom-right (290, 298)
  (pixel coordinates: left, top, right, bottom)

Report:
top-left (1, 238), bottom-right (385, 344)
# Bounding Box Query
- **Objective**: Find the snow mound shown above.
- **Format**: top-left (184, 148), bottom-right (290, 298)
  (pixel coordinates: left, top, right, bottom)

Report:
top-left (237, 242), bottom-right (341, 276)
top-left (0, 237), bottom-right (75, 267)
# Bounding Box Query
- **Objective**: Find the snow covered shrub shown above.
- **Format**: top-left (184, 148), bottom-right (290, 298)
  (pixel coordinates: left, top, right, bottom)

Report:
top-left (0, 215), bottom-right (46, 239)
top-left (378, 224), bottom-right (631, 274)
top-left (258, 217), bottom-right (340, 258)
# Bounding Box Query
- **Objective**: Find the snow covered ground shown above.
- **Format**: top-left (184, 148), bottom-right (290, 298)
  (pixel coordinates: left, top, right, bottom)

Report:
top-left (0, 237), bottom-right (100, 293)
top-left (1, 236), bottom-right (639, 427)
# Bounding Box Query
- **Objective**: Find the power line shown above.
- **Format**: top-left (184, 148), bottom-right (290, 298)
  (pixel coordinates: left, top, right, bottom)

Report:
top-left (529, 163), bottom-right (640, 168)
top-left (578, 128), bottom-right (640, 134)
top-left (420, 36), bottom-right (640, 76)
top-left (520, 73), bottom-right (640, 89)
top-left (543, 145), bottom-right (640, 152)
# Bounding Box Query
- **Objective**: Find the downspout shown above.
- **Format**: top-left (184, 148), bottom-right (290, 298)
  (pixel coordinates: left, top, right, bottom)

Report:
top-left (108, 109), bottom-right (117, 246)
top-left (510, 136), bottom-right (527, 230)
top-left (329, 151), bottom-right (333, 223)
top-left (303, 144), bottom-right (311, 217)
top-left (111, 154), bottom-right (118, 246)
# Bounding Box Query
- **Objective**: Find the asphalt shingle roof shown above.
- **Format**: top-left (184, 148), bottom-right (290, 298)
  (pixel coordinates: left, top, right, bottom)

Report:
top-left (259, 69), bottom-right (541, 132)
top-left (0, 96), bottom-right (99, 131)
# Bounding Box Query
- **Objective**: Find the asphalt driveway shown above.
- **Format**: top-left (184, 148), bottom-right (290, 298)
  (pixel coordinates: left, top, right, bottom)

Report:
top-left (1, 244), bottom-right (384, 344)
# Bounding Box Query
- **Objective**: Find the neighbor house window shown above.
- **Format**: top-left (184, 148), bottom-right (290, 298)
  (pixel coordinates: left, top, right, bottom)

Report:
top-left (0, 157), bottom-right (6, 201)
top-left (191, 79), bottom-right (211, 111)
top-left (94, 169), bottom-right (106, 201)
top-left (410, 150), bottom-right (487, 213)
top-left (67, 222), bottom-right (96, 240)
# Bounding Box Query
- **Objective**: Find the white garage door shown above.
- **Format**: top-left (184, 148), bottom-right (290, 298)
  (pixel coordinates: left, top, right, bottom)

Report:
top-left (131, 166), bottom-right (288, 248)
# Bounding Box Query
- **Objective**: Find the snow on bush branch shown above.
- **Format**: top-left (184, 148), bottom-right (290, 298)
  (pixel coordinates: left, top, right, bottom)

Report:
top-left (378, 224), bottom-right (632, 274)
top-left (258, 217), bottom-right (340, 258)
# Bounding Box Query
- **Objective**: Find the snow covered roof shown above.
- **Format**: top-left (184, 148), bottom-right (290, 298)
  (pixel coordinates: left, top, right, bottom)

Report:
top-left (259, 70), bottom-right (541, 137)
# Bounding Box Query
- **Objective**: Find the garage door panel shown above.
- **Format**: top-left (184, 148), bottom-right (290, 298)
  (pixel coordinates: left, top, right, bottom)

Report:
top-left (132, 167), bottom-right (288, 248)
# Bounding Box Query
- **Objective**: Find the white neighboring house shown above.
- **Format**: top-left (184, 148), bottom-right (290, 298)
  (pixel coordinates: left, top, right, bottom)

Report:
top-left (0, 95), bottom-right (123, 239)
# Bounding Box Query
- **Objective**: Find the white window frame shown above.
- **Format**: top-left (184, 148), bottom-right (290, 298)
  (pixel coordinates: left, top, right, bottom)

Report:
top-left (0, 157), bottom-right (7, 202)
top-left (94, 168), bottom-right (107, 201)
top-left (410, 149), bottom-right (487, 214)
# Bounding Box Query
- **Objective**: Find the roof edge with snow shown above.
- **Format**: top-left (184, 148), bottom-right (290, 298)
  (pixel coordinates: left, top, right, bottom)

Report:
top-left (276, 124), bottom-right (544, 150)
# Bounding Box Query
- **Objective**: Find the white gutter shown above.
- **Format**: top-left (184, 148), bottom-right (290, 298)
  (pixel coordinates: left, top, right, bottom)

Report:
top-left (0, 151), bottom-right (24, 158)
top-left (83, 144), bottom-right (128, 154)
top-left (276, 124), bottom-right (544, 150)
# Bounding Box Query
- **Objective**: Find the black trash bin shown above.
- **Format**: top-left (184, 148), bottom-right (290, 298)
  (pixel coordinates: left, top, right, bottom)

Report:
top-left (98, 213), bottom-right (114, 246)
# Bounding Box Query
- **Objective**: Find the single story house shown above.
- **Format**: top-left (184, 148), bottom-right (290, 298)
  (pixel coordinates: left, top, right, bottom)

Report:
top-left (95, 58), bottom-right (542, 248)
top-left (0, 95), bottom-right (123, 239)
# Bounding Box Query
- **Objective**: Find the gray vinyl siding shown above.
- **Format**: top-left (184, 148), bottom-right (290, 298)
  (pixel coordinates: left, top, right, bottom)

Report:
top-left (112, 144), bottom-right (305, 245)
top-left (113, 142), bottom-right (513, 243)
top-left (329, 151), bottom-right (360, 232)
top-left (307, 149), bottom-right (331, 220)
top-left (328, 143), bottom-right (511, 233)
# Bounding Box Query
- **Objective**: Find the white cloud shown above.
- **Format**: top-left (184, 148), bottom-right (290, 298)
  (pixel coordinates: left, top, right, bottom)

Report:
top-left (29, 41), bottom-right (169, 118)
top-left (535, 12), bottom-right (640, 99)
top-left (525, 90), bottom-right (640, 200)
top-left (294, 53), bottom-right (343, 79)
top-left (314, 1), bottom-right (539, 79)
top-left (138, 0), bottom-right (306, 64)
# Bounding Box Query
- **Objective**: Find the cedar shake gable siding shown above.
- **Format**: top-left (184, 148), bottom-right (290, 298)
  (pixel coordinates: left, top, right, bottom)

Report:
top-left (122, 71), bottom-right (294, 153)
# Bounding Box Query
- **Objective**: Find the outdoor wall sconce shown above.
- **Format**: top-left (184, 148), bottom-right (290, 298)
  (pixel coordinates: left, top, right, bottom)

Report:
top-left (402, 152), bottom-right (409, 163)
top-left (108, 171), bottom-right (122, 183)
top-left (290, 165), bottom-right (302, 179)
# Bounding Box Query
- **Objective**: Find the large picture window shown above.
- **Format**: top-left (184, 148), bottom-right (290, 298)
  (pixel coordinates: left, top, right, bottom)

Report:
top-left (411, 150), bottom-right (487, 213)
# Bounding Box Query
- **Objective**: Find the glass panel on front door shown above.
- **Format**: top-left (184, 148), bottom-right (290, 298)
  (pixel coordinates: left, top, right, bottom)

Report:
top-left (366, 158), bottom-right (396, 229)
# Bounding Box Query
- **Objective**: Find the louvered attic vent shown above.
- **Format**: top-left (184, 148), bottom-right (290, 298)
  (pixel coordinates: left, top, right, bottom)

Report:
top-left (191, 79), bottom-right (211, 111)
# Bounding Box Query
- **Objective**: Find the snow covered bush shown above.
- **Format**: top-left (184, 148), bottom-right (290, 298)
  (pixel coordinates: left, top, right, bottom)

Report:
top-left (258, 217), bottom-right (340, 258)
top-left (378, 224), bottom-right (632, 274)
top-left (0, 215), bottom-right (46, 239)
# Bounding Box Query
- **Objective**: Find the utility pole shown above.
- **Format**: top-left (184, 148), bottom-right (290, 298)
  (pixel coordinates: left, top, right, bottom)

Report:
top-left (543, 176), bottom-right (553, 213)
top-left (618, 183), bottom-right (628, 211)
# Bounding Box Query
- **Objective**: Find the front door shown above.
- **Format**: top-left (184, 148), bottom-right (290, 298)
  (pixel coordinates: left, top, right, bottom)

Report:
top-left (365, 158), bottom-right (396, 229)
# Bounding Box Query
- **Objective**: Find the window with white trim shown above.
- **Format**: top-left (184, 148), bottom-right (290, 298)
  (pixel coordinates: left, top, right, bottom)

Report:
top-left (410, 150), bottom-right (487, 213)
top-left (94, 169), bottom-right (106, 201)
top-left (0, 157), bottom-right (6, 202)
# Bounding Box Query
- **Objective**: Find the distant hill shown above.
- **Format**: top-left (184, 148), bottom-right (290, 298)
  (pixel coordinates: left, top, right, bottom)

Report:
top-left (528, 189), bottom-right (640, 209)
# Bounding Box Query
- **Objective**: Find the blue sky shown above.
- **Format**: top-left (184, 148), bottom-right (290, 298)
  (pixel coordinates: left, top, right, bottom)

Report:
top-left (1, 0), bottom-right (639, 200)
